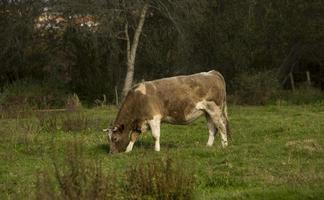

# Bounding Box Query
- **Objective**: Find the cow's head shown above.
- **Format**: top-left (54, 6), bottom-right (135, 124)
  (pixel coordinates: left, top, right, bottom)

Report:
top-left (106, 124), bottom-right (130, 154)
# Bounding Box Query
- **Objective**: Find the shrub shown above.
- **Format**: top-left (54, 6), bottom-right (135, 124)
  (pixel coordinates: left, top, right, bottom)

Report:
top-left (278, 84), bottom-right (324, 105)
top-left (0, 80), bottom-right (68, 110)
top-left (231, 70), bottom-right (280, 105)
top-left (36, 141), bottom-right (121, 200)
top-left (125, 156), bottom-right (196, 200)
top-left (35, 142), bottom-right (197, 199)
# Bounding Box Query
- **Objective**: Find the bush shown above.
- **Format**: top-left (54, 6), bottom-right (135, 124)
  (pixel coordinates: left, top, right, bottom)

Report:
top-left (36, 141), bottom-right (121, 200)
top-left (36, 146), bottom-right (197, 200)
top-left (278, 84), bottom-right (324, 105)
top-left (231, 70), bottom-right (280, 105)
top-left (125, 156), bottom-right (196, 200)
top-left (0, 80), bottom-right (68, 110)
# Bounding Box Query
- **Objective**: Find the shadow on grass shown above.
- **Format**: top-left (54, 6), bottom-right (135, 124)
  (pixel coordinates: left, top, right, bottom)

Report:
top-left (95, 143), bottom-right (110, 154)
top-left (135, 140), bottom-right (179, 150)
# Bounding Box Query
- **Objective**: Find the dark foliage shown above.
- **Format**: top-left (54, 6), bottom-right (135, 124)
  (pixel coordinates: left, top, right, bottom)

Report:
top-left (1, 0), bottom-right (323, 104)
top-left (231, 70), bottom-right (280, 105)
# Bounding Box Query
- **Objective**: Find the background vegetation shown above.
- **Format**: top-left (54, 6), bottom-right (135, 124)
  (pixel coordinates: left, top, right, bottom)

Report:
top-left (1, 0), bottom-right (323, 105)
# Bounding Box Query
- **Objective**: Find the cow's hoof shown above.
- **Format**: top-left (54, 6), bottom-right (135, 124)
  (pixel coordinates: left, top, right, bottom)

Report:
top-left (221, 141), bottom-right (228, 148)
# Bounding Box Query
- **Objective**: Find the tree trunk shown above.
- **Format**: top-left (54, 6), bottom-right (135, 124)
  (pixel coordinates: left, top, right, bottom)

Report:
top-left (122, 3), bottom-right (149, 99)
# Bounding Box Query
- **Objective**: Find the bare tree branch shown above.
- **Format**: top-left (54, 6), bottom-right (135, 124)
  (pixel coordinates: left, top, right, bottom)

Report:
top-left (122, 3), bottom-right (149, 98)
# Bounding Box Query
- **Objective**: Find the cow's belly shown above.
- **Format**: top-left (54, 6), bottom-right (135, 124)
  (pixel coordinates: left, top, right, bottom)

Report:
top-left (162, 108), bottom-right (204, 125)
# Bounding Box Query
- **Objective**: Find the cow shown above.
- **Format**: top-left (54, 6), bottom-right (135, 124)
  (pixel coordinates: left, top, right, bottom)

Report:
top-left (104, 70), bottom-right (230, 154)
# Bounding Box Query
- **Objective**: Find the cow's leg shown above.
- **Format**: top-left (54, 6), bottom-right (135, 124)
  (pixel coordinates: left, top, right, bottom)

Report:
top-left (148, 115), bottom-right (161, 151)
top-left (215, 116), bottom-right (228, 148)
top-left (125, 132), bottom-right (139, 153)
top-left (197, 101), bottom-right (228, 148)
top-left (206, 114), bottom-right (217, 146)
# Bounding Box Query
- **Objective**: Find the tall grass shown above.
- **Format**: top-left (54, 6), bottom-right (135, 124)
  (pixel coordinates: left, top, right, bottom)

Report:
top-left (6, 117), bottom-right (44, 155)
top-left (278, 84), bottom-right (324, 105)
top-left (61, 113), bottom-right (91, 132)
top-left (37, 113), bottom-right (60, 132)
top-left (36, 111), bottom-right (95, 133)
top-left (36, 140), bottom-right (121, 200)
top-left (125, 156), bottom-right (196, 200)
top-left (35, 141), bottom-right (197, 200)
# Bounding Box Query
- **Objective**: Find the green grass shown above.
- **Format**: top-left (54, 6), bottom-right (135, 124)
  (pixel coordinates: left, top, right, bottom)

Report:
top-left (1, 105), bottom-right (324, 199)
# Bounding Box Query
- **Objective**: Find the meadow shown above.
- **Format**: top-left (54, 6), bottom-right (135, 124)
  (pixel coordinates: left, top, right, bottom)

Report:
top-left (1, 104), bottom-right (324, 199)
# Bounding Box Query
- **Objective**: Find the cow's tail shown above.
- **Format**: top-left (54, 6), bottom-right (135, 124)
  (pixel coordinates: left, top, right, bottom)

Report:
top-left (219, 71), bottom-right (231, 141)
top-left (211, 70), bottom-right (231, 140)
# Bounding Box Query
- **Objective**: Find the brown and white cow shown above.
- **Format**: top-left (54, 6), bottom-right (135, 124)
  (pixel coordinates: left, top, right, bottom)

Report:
top-left (104, 70), bottom-right (230, 154)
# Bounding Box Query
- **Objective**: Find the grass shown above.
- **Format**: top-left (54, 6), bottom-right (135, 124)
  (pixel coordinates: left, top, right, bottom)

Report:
top-left (1, 104), bottom-right (324, 199)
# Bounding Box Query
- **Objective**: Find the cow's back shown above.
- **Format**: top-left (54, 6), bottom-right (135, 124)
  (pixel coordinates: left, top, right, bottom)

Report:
top-left (143, 70), bottom-right (226, 122)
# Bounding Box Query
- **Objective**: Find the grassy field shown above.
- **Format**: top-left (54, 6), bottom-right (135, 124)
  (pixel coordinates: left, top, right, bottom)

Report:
top-left (1, 104), bottom-right (324, 199)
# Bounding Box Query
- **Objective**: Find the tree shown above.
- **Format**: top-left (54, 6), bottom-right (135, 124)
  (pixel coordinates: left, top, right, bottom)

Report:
top-left (122, 3), bottom-right (149, 98)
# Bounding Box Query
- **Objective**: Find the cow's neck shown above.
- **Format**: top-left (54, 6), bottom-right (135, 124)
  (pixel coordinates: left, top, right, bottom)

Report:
top-left (113, 90), bottom-right (153, 133)
top-left (114, 94), bottom-right (137, 129)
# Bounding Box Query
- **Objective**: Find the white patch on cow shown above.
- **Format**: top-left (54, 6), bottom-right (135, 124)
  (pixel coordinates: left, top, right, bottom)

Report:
top-left (125, 141), bottom-right (134, 153)
top-left (195, 100), bottom-right (207, 110)
top-left (135, 84), bottom-right (146, 95)
top-left (206, 117), bottom-right (216, 146)
top-left (148, 115), bottom-right (161, 151)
